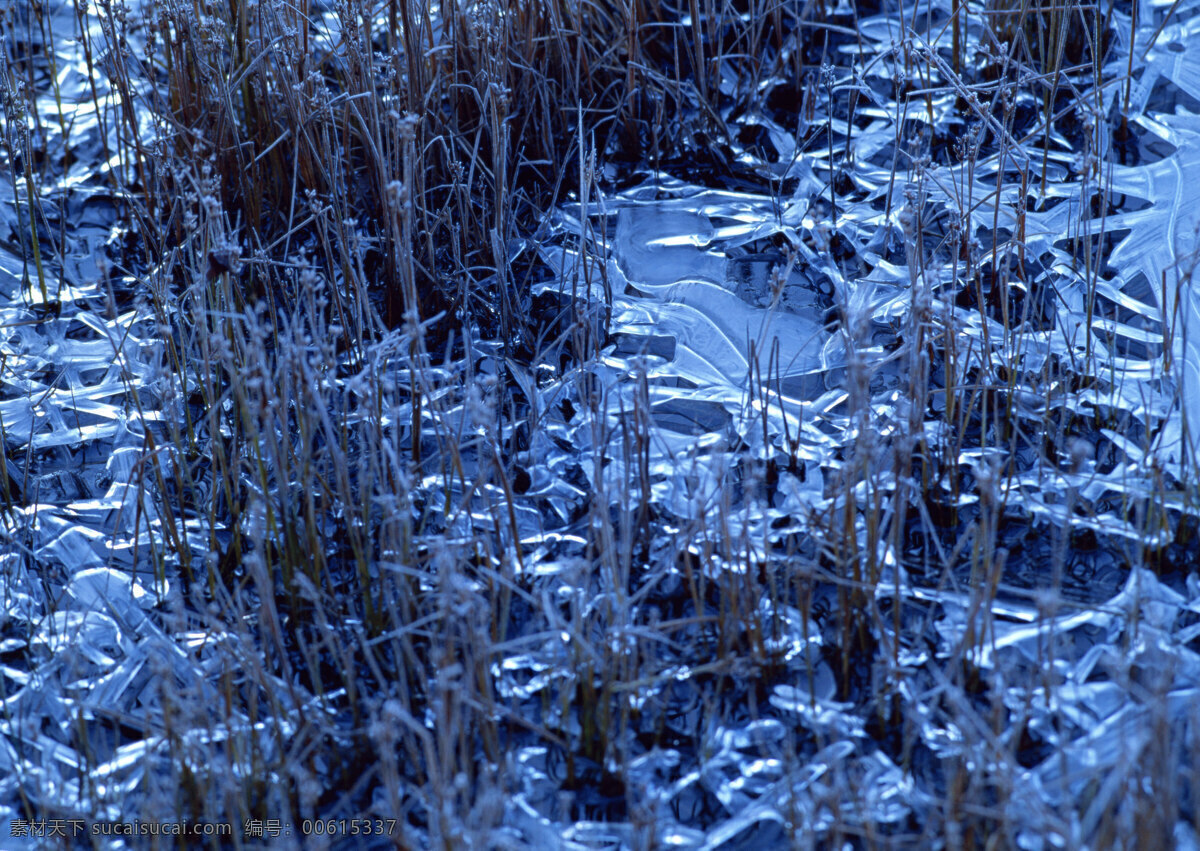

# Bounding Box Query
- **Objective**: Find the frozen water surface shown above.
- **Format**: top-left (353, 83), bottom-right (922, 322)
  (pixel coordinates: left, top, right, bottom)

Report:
top-left (6, 0), bottom-right (1200, 846)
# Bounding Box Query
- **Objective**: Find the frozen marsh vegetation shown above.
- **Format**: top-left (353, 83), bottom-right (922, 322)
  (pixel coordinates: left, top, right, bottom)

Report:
top-left (2, 0), bottom-right (1200, 847)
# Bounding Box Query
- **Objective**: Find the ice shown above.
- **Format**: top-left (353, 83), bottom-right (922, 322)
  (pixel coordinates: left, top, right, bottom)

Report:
top-left (612, 207), bottom-right (833, 399)
top-left (614, 206), bottom-right (726, 286)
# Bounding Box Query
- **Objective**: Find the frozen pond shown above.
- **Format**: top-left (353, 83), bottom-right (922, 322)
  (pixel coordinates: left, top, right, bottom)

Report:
top-left (3, 0), bottom-right (1200, 846)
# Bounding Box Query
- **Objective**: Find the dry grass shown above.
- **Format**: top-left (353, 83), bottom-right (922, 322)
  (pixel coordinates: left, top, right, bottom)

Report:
top-left (4, 0), bottom-right (1200, 847)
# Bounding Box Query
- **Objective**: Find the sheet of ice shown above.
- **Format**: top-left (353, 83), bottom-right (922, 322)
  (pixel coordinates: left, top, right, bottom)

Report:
top-left (612, 206), bottom-right (835, 400)
top-left (613, 207), bottom-right (727, 285)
